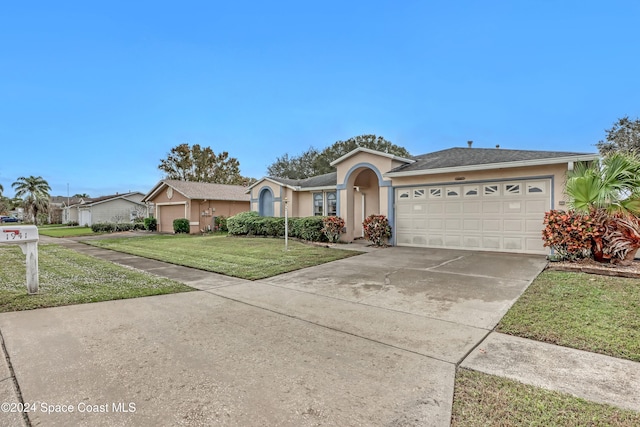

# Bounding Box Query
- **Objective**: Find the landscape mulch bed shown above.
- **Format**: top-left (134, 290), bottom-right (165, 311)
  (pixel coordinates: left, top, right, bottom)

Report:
top-left (547, 258), bottom-right (640, 279)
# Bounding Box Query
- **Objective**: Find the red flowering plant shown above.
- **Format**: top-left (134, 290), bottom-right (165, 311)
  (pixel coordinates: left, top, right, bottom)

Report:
top-left (542, 210), bottom-right (602, 260)
top-left (363, 214), bottom-right (392, 247)
top-left (321, 216), bottom-right (346, 243)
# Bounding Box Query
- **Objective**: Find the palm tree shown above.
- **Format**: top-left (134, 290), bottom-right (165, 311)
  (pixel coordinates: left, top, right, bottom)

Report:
top-left (566, 152), bottom-right (640, 263)
top-left (566, 152), bottom-right (640, 215)
top-left (12, 176), bottom-right (51, 226)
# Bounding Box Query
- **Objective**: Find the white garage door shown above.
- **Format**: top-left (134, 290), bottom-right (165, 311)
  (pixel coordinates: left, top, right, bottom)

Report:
top-left (395, 179), bottom-right (550, 254)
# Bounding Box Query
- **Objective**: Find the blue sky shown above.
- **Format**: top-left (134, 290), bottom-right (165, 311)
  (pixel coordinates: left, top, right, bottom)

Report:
top-left (1, 1), bottom-right (638, 198)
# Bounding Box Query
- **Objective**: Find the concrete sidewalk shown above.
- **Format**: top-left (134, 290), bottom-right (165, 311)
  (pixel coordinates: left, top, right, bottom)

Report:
top-left (462, 332), bottom-right (640, 413)
top-left (0, 235), bottom-right (637, 426)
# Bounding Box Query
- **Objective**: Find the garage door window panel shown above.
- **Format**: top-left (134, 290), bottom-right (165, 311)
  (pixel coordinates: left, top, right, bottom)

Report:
top-left (429, 188), bottom-right (442, 198)
top-left (484, 185), bottom-right (500, 196)
top-left (446, 187), bottom-right (460, 197)
top-left (505, 184), bottom-right (521, 195)
top-left (464, 186), bottom-right (479, 197)
top-left (526, 181), bottom-right (546, 194)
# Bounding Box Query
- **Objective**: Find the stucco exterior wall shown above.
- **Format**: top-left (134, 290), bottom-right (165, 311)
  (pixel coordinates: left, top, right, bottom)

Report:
top-left (335, 152), bottom-right (396, 186)
top-left (250, 182), bottom-right (315, 218)
top-left (90, 199), bottom-right (145, 224)
top-left (149, 185), bottom-right (248, 233)
top-left (296, 192), bottom-right (313, 217)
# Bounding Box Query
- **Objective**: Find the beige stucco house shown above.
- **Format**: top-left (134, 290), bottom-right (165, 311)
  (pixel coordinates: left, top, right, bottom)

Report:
top-left (143, 180), bottom-right (250, 233)
top-left (248, 145), bottom-right (598, 255)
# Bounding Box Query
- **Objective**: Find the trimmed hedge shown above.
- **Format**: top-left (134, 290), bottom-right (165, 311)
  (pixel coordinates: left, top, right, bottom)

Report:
top-left (91, 222), bottom-right (145, 233)
top-left (227, 212), bottom-right (331, 242)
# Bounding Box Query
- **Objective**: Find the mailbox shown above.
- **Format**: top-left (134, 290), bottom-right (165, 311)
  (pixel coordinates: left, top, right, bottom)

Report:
top-left (2, 225), bottom-right (39, 243)
top-left (1, 225), bottom-right (39, 294)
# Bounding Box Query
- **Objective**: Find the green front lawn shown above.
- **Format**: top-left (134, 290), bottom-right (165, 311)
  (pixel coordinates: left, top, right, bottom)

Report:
top-left (452, 369), bottom-right (640, 426)
top-left (38, 226), bottom-right (96, 238)
top-left (497, 270), bottom-right (640, 362)
top-left (0, 244), bottom-right (193, 312)
top-left (453, 270), bottom-right (640, 424)
top-left (87, 234), bottom-right (361, 280)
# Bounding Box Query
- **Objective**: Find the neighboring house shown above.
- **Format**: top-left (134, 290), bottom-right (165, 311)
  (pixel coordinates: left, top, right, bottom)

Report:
top-left (64, 192), bottom-right (147, 226)
top-left (53, 196), bottom-right (83, 224)
top-left (142, 180), bottom-right (250, 234)
top-left (248, 144), bottom-right (598, 255)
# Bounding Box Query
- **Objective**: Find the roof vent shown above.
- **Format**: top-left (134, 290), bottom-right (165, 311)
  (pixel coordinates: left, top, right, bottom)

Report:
top-left (467, 140), bottom-right (473, 148)
top-left (496, 144), bottom-right (500, 149)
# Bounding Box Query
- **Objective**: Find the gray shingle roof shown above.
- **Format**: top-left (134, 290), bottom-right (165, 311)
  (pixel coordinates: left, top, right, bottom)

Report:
top-left (162, 180), bottom-right (250, 201)
top-left (268, 172), bottom-right (337, 189)
top-left (388, 147), bottom-right (596, 173)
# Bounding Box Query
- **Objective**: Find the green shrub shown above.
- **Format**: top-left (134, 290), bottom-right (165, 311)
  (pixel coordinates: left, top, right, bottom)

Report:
top-left (144, 217), bottom-right (157, 231)
top-left (115, 223), bottom-right (134, 232)
top-left (228, 212), bottom-right (327, 241)
top-left (133, 221), bottom-right (146, 231)
top-left (288, 217), bottom-right (304, 239)
top-left (264, 217), bottom-right (286, 237)
top-left (227, 211), bottom-right (260, 235)
top-left (296, 216), bottom-right (326, 241)
top-left (214, 215), bottom-right (228, 232)
top-left (91, 223), bottom-right (116, 233)
top-left (66, 221), bottom-right (79, 227)
top-left (363, 214), bottom-right (392, 246)
top-left (173, 218), bottom-right (190, 234)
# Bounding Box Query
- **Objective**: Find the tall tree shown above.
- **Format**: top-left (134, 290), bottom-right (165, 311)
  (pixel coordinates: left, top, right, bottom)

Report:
top-left (266, 135), bottom-right (411, 179)
top-left (596, 116), bottom-right (640, 155)
top-left (314, 134), bottom-right (411, 175)
top-left (267, 148), bottom-right (321, 179)
top-left (74, 193), bottom-right (90, 198)
top-left (158, 143), bottom-right (249, 185)
top-left (12, 176), bottom-right (51, 226)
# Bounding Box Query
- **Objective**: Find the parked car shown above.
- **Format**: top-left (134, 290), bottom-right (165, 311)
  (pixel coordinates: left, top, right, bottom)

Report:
top-left (0, 216), bottom-right (20, 223)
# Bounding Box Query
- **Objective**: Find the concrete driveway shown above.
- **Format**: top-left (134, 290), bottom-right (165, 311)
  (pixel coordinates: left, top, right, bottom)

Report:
top-left (0, 246), bottom-right (547, 426)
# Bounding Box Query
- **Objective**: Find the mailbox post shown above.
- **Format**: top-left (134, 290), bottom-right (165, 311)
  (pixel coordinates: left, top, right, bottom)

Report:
top-left (1, 225), bottom-right (39, 294)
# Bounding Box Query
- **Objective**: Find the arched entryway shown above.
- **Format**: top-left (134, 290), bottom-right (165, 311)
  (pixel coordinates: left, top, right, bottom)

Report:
top-left (345, 167), bottom-right (381, 240)
top-left (258, 188), bottom-right (274, 217)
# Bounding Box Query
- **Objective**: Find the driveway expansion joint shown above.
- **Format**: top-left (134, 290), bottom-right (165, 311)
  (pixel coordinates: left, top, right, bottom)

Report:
top-left (204, 287), bottom-right (458, 365)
